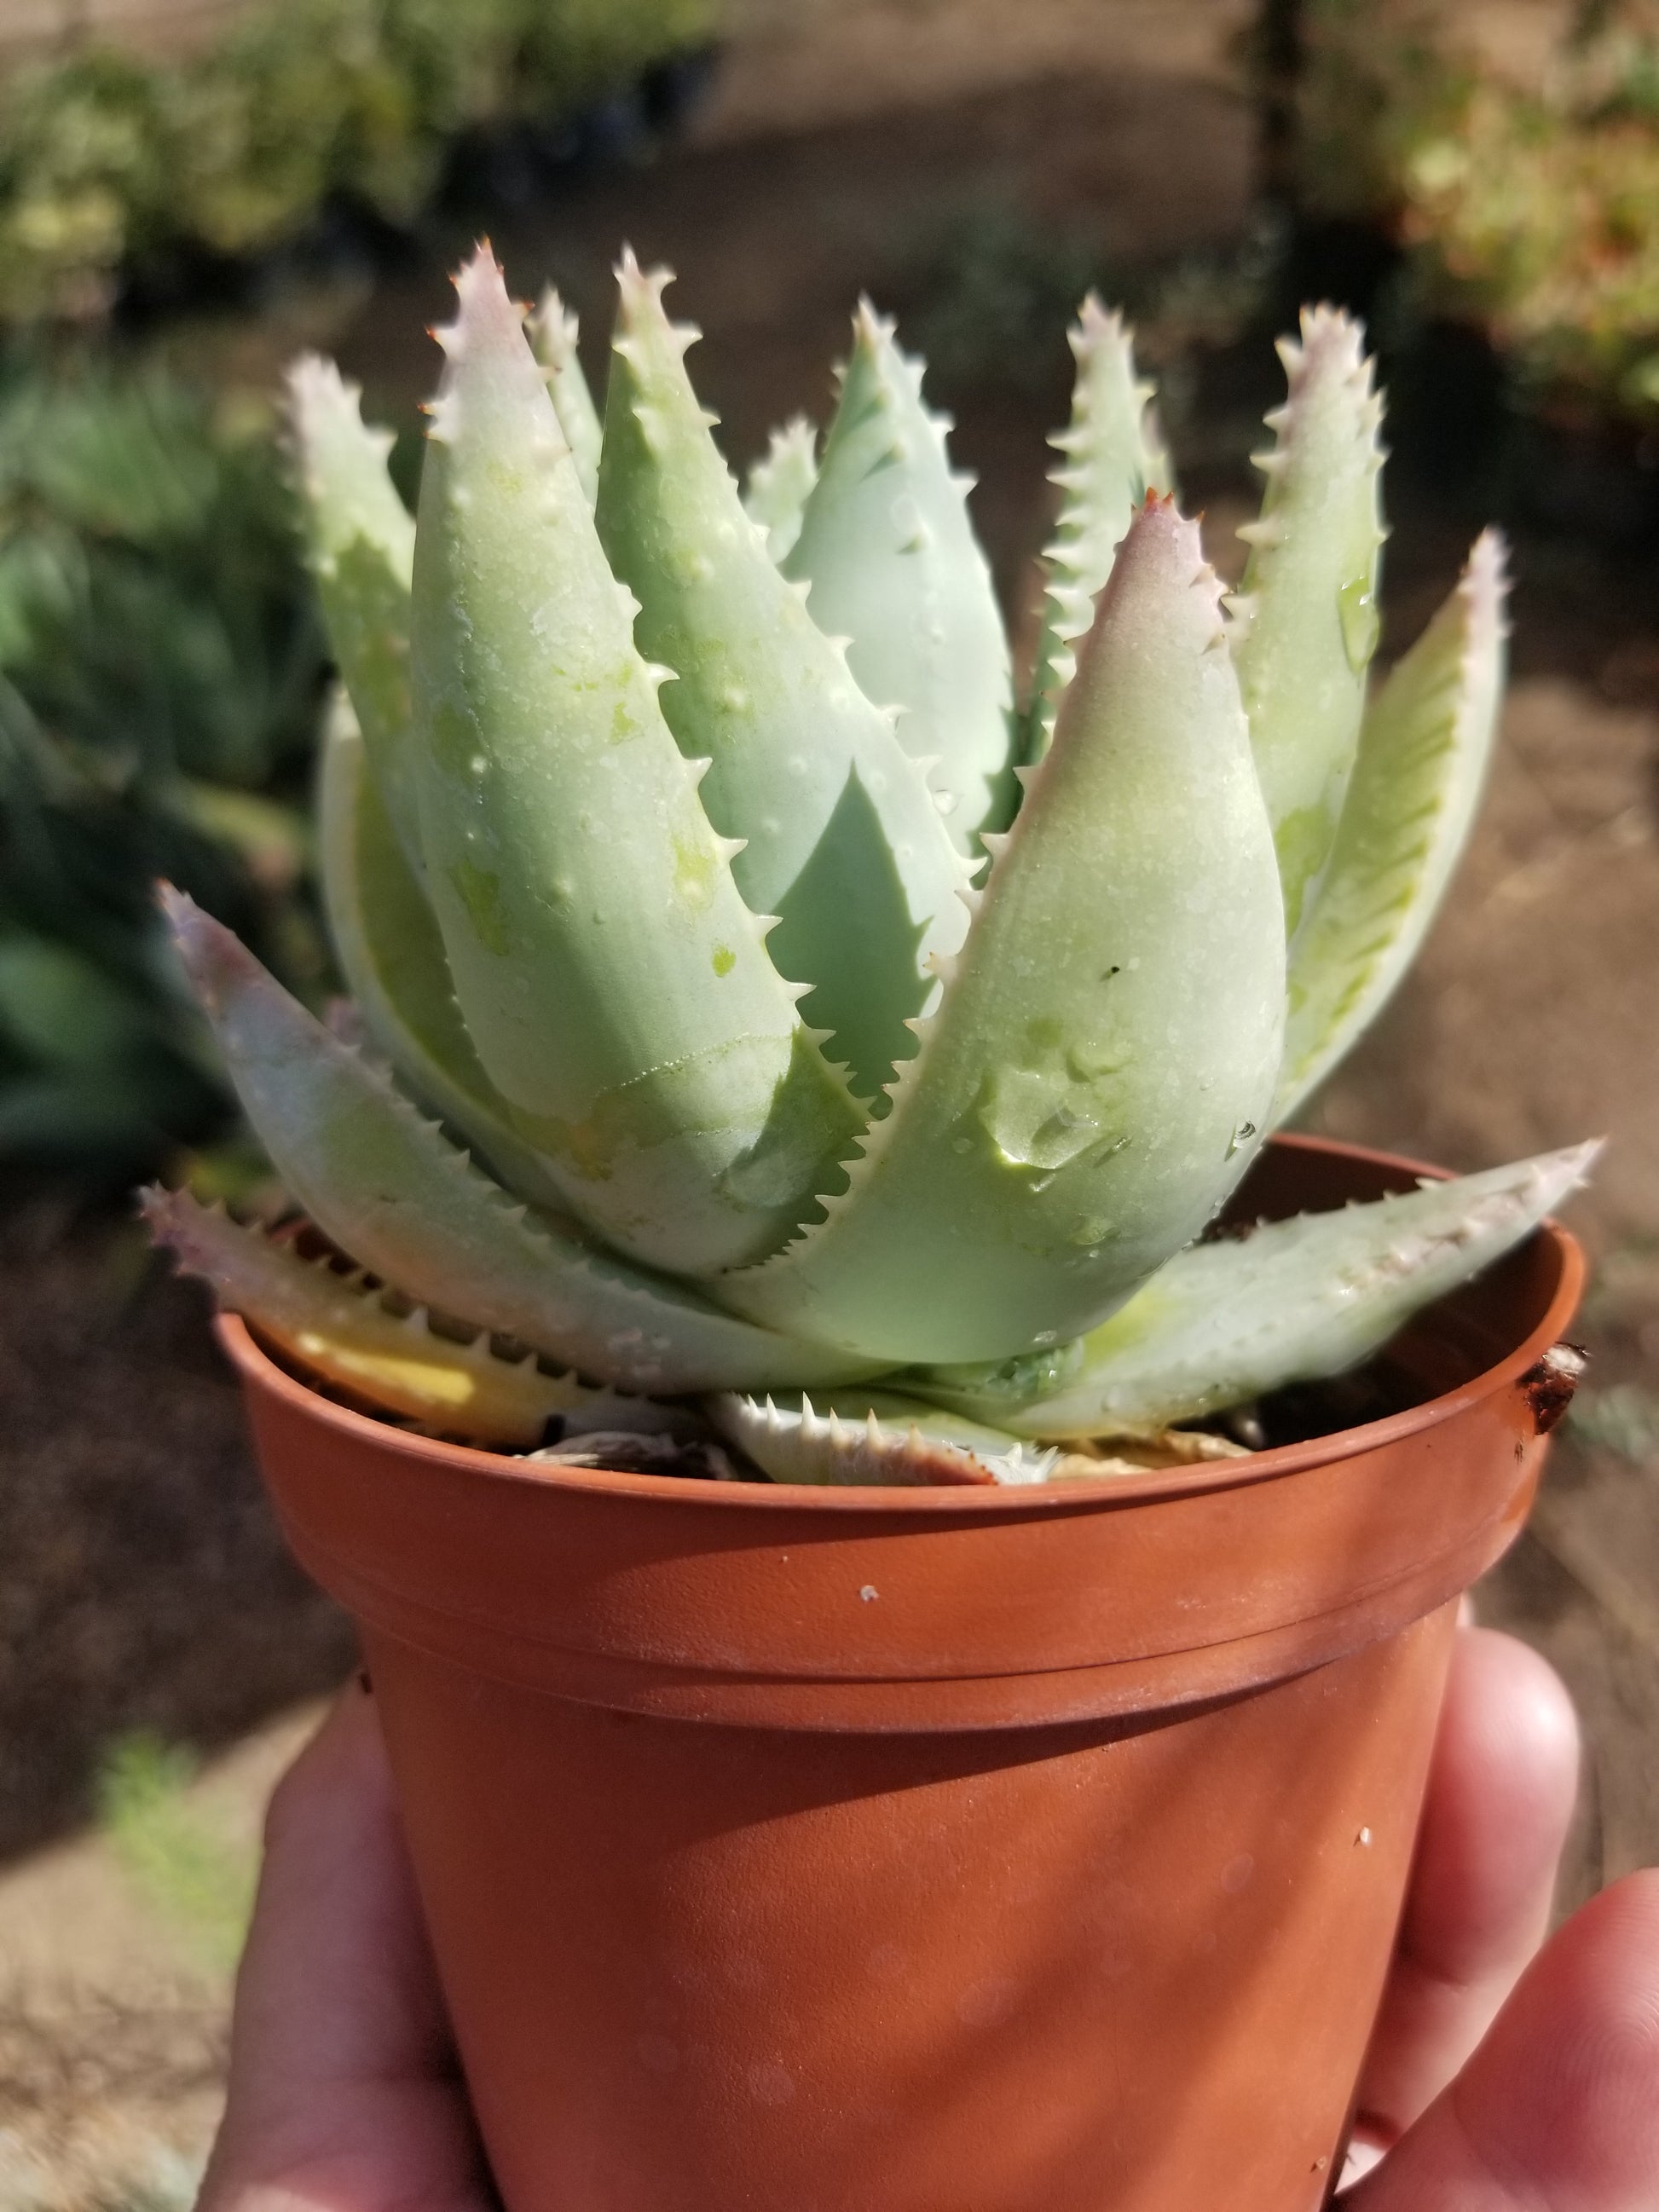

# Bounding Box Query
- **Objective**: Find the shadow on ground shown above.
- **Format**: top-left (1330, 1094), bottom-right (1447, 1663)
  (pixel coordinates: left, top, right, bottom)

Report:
top-left (0, 1198), bottom-right (354, 1863)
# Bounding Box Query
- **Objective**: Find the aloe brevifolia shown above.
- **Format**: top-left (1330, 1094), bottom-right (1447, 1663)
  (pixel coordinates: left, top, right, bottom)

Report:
top-left (145, 244), bottom-right (1593, 1481)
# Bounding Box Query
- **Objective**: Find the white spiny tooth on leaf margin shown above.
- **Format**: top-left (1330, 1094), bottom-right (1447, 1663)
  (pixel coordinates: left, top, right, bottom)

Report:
top-left (783, 297), bottom-right (1014, 856)
top-left (596, 253), bottom-right (973, 1105)
top-left (1232, 303), bottom-right (1387, 940)
top-left (705, 1389), bottom-right (1042, 1486)
top-left (286, 355), bottom-right (425, 875)
top-left (920, 1145), bottom-right (1596, 1438)
top-left (411, 245), bottom-right (865, 1274)
top-left (140, 1184), bottom-right (615, 1448)
top-left (1272, 528), bottom-right (1511, 1123)
top-left (743, 414), bottom-right (819, 563)
top-left (1025, 298), bottom-right (1174, 764)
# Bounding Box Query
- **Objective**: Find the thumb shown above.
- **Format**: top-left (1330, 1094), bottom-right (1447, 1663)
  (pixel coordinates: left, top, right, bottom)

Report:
top-left (1350, 1871), bottom-right (1659, 2209)
top-left (199, 1681), bottom-right (489, 2212)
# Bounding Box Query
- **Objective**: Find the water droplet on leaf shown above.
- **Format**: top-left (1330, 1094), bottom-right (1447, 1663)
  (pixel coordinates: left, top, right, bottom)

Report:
top-left (1069, 1215), bottom-right (1114, 1247)
top-left (1338, 577), bottom-right (1380, 673)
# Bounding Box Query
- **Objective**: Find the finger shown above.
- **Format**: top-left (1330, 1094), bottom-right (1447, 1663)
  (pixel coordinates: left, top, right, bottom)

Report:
top-left (1356, 1626), bottom-right (1580, 2142)
top-left (229, 1677), bottom-right (451, 2098)
top-left (201, 1679), bottom-right (487, 2209)
top-left (1350, 1870), bottom-right (1659, 2209)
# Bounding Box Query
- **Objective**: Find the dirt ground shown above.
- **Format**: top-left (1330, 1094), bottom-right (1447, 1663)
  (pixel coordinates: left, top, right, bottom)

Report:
top-left (5, 0), bottom-right (1659, 2198)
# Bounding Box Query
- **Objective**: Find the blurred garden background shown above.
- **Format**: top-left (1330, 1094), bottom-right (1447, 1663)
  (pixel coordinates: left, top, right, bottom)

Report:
top-left (4, 0), bottom-right (1659, 2201)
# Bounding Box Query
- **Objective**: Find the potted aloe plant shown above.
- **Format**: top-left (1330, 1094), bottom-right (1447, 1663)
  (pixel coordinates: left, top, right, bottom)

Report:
top-left (146, 245), bottom-right (1590, 2212)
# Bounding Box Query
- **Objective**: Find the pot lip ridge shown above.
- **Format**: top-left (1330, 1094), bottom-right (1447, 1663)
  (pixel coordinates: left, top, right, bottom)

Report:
top-left (215, 1132), bottom-right (1586, 1518)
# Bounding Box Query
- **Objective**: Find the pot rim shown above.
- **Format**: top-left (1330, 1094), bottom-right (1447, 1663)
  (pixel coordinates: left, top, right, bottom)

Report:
top-left (214, 1132), bottom-right (1586, 1520)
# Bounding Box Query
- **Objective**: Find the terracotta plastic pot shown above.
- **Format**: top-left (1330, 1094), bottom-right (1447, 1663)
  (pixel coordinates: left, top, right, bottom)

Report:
top-left (221, 1134), bottom-right (1584, 2212)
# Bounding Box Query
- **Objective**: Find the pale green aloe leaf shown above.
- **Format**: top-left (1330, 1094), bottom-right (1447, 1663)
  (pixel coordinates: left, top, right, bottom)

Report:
top-left (1025, 296), bottom-right (1173, 765)
top-left (743, 414), bottom-right (818, 563)
top-left (594, 253), bottom-right (976, 1104)
top-left (1230, 306), bottom-right (1388, 938)
top-left (285, 355), bottom-right (423, 876)
top-left (317, 690), bottom-right (569, 1213)
top-left (712, 499), bottom-right (1286, 1366)
top-left (529, 286), bottom-right (604, 505)
top-left (142, 1185), bottom-right (646, 1447)
top-left (783, 303), bottom-right (1014, 853)
top-left (161, 890), bottom-right (886, 1395)
top-left (411, 246), bottom-right (861, 1276)
top-left (707, 1389), bottom-right (1055, 1487)
top-left (1274, 530), bottom-right (1509, 1124)
top-left (917, 1143), bottom-right (1598, 1438)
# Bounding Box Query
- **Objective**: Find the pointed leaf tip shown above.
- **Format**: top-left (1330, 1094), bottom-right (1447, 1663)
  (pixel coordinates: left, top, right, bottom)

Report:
top-left (1025, 316), bottom-right (1176, 763)
top-left (173, 916), bottom-right (882, 1393)
top-left (1075, 291), bottom-right (1127, 344)
top-left (417, 255), bottom-right (862, 1273)
top-left (596, 268), bottom-right (973, 1100)
top-left (284, 349), bottom-right (353, 430)
top-left (743, 414), bottom-right (820, 563)
top-left (851, 293), bottom-right (897, 349)
top-left (437, 243), bottom-right (529, 361)
top-left (616, 246), bottom-right (675, 313)
top-left (161, 886), bottom-right (250, 1015)
top-left (783, 303), bottom-right (1014, 856)
top-left (531, 286), bottom-right (580, 368)
top-left (530, 284), bottom-right (604, 503)
top-left (1233, 302), bottom-right (1388, 938)
top-left (142, 1185), bottom-right (652, 1448)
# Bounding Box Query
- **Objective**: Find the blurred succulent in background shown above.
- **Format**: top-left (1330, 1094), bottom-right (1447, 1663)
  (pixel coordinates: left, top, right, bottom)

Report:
top-left (0, 0), bottom-right (718, 327)
top-left (902, 199), bottom-right (1288, 419)
top-left (1292, 0), bottom-right (1659, 424)
top-left (98, 1732), bottom-right (257, 1978)
top-left (905, 204), bottom-right (1110, 396)
top-left (147, 247), bottom-right (1591, 1484)
top-left (0, 355), bottom-right (329, 1180)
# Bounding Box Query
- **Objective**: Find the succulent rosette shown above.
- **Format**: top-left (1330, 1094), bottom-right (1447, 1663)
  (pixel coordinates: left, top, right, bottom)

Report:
top-left (145, 245), bottom-right (1593, 1483)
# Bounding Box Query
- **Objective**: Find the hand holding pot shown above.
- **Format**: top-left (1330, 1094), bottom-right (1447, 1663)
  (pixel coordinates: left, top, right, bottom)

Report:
top-left (198, 1645), bottom-right (1659, 2212)
top-left (197, 1678), bottom-right (494, 2212)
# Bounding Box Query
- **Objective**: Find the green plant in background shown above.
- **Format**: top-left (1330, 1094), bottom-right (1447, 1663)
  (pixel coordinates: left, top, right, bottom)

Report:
top-left (900, 197), bottom-right (1289, 488)
top-left (0, 0), bottom-right (718, 325)
top-left (98, 1733), bottom-right (257, 1978)
top-left (145, 245), bottom-right (1591, 1482)
top-left (1266, 1), bottom-right (1458, 230)
top-left (0, 49), bottom-right (173, 324)
top-left (1293, 0), bottom-right (1659, 422)
top-left (3, 2140), bottom-right (205, 2212)
top-left (0, 355), bottom-right (329, 1176)
top-left (906, 205), bottom-right (1108, 395)
top-left (98, 2163), bottom-right (205, 2212)
top-left (1569, 1382), bottom-right (1659, 1461)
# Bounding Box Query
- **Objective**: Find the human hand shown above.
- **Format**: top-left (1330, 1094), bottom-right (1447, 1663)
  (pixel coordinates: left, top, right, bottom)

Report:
top-left (1344, 1623), bottom-right (1659, 2207)
top-left (196, 1676), bottom-right (494, 2212)
top-left (197, 1632), bottom-right (1659, 2211)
